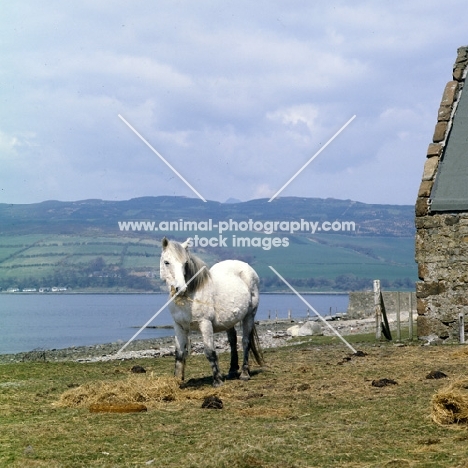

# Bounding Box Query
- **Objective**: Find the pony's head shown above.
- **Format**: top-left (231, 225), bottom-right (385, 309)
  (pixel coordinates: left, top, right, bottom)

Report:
top-left (160, 237), bottom-right (210, 296)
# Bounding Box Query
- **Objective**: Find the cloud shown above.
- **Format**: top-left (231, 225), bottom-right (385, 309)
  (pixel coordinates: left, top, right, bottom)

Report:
top-left (0, 131), bottom-right (19, 158)
top-left (252, 183), bottom-right (275, 200)
top-left (1, 0), bottom-right (467, 205)
top-left (267, 104), bottom-right (319, 134)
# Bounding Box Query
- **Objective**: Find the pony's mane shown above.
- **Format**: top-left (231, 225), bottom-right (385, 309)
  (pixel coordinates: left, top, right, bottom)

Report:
top-left (168, 240), bottom-right (211, 294)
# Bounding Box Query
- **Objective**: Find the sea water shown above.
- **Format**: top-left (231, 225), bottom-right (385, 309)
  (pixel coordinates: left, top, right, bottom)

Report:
top-left (0, 293), bottom-right (348, 354)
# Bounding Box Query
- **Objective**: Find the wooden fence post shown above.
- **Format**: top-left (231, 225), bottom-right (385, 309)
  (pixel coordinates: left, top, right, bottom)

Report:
top-left (374, 280), bottom-right (381, 340)
top-left (408, 292), bottom-right (413, 341)
top-left (459, 312), bottom-right (465, 344)
top-left (396, 291), bottom-right (401, 342)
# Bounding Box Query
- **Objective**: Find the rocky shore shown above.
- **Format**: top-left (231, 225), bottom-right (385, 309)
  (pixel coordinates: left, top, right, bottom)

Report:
top-left (0, 312), bottom-right (410, 364)
top-left (0, 320), bottom-right (295, 364)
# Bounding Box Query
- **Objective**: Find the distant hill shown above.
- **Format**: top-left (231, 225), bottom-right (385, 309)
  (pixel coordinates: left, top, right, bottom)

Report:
top-left (0, 196), bottom-right (414, 237)
top-left (0, 196), bottom-right (417, 292)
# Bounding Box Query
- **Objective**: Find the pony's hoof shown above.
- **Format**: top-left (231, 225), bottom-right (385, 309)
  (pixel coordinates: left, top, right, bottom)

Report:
top-left (227, 371), bottom-right (239, 380)
top-left (212, 379), bottom-right (224, 388)
top-left (239, 373), bottom-right (251, 381)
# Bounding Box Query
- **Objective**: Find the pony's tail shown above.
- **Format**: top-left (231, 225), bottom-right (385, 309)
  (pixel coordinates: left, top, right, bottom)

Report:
top-left (249, 325), bottom-right (264, 366)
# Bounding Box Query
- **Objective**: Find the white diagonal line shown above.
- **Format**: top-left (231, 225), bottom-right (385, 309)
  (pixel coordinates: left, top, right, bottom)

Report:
top-left (268, 115), bottom-right (356, 202)
top-left (118, 114), bottom-right (207, 202)
top-left (116, 266), bottom-right (207, 355)
top-left (268, 265), bottom-right (357, 354)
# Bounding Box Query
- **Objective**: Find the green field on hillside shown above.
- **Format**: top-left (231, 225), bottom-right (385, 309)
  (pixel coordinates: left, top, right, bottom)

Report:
top-left (0, 231), bottom-right (417, 292)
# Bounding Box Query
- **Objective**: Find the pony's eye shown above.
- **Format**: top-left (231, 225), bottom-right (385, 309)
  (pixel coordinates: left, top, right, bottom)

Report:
top-left (164, 261), bottom-right (170, 266)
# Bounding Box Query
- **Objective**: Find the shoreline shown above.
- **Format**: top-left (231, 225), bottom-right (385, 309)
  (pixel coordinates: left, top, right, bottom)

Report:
top-left (0, 290), bottom-right (350, 295)
top-left (0, 313), bottom-right (410, 364)
top-left (0, 320), bottom-right (296, 364)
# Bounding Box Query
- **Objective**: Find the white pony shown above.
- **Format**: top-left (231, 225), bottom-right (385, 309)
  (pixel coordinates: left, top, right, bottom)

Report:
top-left (160, 237), bottom-right (263, 387)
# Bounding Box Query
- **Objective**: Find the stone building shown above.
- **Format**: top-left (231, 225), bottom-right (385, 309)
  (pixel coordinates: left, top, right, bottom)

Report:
top-left (415, 46), bottom-right (468, 342)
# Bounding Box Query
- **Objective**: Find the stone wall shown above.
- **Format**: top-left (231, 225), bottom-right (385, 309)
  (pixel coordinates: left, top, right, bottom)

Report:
top-left (415, 46), bottom-right (468, 341)
top-left (347, 291), bottom-right (416, 319)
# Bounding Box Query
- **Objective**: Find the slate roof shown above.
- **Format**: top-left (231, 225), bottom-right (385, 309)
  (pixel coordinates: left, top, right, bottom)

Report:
top-left (415, 46), bottom-right (468, 215)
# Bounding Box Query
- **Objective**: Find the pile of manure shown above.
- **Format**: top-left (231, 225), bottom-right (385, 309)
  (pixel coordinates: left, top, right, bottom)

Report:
top-left (431, 377), bottom-right (468, 426)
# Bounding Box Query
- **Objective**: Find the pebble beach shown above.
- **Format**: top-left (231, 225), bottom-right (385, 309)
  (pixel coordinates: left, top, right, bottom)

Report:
top-left (0, 312), bottom-right (409, 364)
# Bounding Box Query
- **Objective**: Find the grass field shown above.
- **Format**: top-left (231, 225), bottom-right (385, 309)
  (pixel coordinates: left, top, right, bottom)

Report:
top-left (1, 334), bottom-right (468, 467)
top-left (0, 232), bottom-right (417, 290)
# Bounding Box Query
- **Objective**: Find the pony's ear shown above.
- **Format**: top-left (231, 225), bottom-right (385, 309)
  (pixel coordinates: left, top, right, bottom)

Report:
top-left (162, 237), bottom-right (169, 250)
top-left (181, 238), bottom-right (191, 250)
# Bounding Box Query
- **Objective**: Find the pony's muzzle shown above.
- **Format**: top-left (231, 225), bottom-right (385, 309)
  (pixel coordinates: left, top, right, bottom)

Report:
top-left (171, 284), bottom-right (187, 296)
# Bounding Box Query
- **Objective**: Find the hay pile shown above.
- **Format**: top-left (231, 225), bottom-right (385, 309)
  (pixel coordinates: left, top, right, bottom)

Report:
top-left (451, 347), bottom-right (468, 359)
top-left (431, 378), bottom-right (468, 426)
top-left (58, 375), bottom-right (227, 409)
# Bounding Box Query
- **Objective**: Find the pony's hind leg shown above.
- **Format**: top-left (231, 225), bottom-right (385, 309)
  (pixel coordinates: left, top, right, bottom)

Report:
top-left (240, 314), bottom-right (255, 381)
top-left (199, 320), bottom-right (223, 387)
top-left (226, 327), bottom-right (239, 379)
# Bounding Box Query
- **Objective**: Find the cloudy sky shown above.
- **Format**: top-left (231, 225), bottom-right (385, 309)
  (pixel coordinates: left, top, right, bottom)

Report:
top-left (1, 1), bottom-right (467, 206)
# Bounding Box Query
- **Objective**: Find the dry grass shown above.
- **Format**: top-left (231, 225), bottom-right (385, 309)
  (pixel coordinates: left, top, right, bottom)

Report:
top-left (432, 378), bottom-right (468, 426)
top-left (58, 374), bottom-right (234, 409)
top-left (451, 346), bottom-right (468, 358)
top-left (2, 335), bottom-right (468, 467)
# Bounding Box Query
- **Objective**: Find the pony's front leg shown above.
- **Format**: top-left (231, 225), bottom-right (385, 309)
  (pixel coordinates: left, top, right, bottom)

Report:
top-left (173, 323), bottom-right (189, 381)
top-left (199, 320), bottom-right (223, 387)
